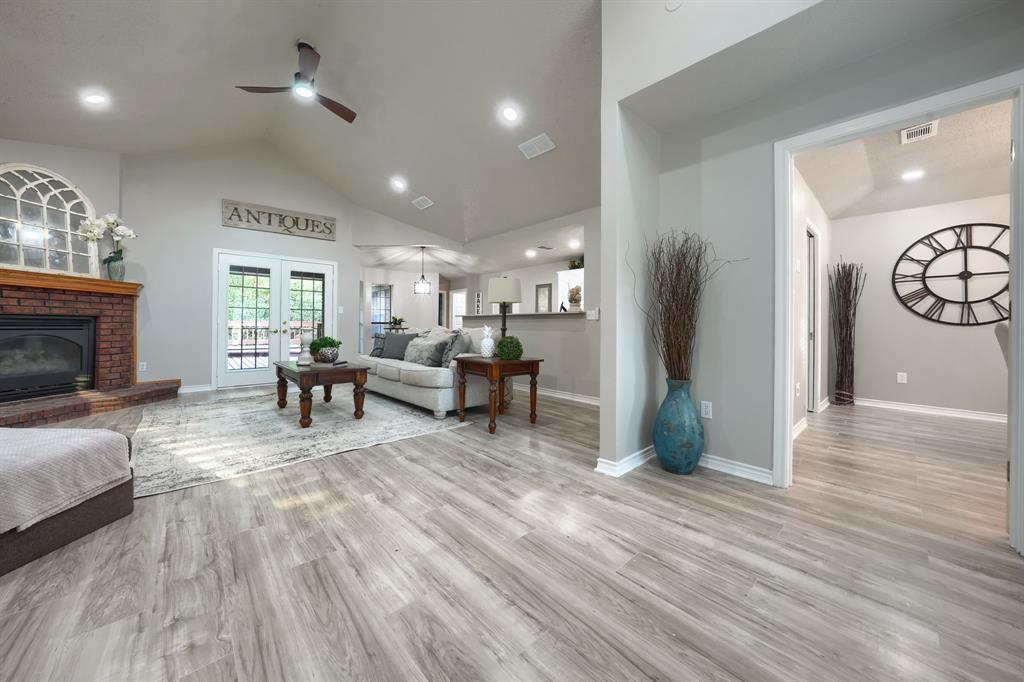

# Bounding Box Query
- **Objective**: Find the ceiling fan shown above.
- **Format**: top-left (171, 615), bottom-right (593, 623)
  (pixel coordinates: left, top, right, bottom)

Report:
top-left (236, 42), bottom-right (357, 123)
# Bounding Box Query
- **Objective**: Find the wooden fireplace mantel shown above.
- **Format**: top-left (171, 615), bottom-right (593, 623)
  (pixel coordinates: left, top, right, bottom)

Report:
top-left (0, 268), bottom-right (143, 296)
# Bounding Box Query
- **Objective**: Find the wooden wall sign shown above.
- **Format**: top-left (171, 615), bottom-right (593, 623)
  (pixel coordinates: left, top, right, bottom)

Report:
top-left (221, 199), bottom-right (336, 241)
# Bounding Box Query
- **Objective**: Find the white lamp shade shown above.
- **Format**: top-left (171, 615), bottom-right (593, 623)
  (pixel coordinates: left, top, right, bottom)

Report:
top-left (488, 277), bottom-right (522, 303)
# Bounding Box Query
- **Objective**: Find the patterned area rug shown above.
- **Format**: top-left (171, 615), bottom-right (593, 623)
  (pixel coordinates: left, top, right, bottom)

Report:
top-left (131, 390), bottom-right (467, 496)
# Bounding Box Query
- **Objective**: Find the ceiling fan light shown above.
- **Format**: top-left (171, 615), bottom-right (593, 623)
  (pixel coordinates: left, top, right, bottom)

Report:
top-left (293, 75), bottom-right (315, 99)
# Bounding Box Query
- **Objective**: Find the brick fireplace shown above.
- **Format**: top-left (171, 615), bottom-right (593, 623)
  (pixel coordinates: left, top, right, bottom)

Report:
top-left (0, 268), bottom-right (179, 426)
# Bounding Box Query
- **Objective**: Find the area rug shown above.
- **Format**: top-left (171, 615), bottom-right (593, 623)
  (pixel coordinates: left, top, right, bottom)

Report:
top-left (130, 390), bottom-right (468, 496)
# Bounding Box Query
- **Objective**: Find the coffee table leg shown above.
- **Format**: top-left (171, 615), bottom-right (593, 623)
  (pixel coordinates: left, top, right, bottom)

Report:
top-left (323, 384), bottom-right (333, 402)
top-left (277, 375), bottom-right (288, 408)
top-left (488, 377), bottom-right (498, 434)
top-left (530, 370), bottom-right (538, 424)
top-left (457, 364), bottom-right (466, 422)
top-left (299, 387), bottom-right (313, 428)
top-left (353, 373), bottom-right (365, 419)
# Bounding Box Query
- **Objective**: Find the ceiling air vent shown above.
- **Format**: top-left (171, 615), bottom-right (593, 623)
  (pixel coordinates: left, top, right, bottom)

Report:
top-left (536, 245), bottom-right (553, 250)
top-left (900, 120), bottom-right (938, 144)
top-left (518, 133), bottom-right (556, 159)
top-left (411, 195), bottom-right (434, 210)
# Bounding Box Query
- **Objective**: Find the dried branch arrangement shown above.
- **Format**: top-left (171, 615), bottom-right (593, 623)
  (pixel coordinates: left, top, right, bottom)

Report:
top-left (828, 259), bottom-right (867, 406)
top-left (629, 232), bottom-right (741, 381)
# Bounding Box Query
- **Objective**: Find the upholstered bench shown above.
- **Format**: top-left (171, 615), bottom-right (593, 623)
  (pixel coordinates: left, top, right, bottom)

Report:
top-left (0, 428), bottom-right (134, 577)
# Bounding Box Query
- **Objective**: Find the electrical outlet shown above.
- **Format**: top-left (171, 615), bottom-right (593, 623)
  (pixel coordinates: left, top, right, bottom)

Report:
top-left (585, 307), bottom-right (600, 321)
top-left (700, 401), bottom-right (713, 419)
top-left (138, 361), bottom-right (147, 372)
top-left (896, 372), bottom-right (908, 384)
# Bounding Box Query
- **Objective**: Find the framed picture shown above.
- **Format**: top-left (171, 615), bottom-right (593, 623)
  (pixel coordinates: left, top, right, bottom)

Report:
top-left (535, 283), bottom-right (552, 313)
top-left (474, 291), bottom-right (482, 314)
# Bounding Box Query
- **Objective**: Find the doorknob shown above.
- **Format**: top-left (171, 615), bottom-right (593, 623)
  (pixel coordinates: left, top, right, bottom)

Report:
top-left (282, 320), bottom-right (289, 326)
top-left (270, 328), bottom-right (279, 334)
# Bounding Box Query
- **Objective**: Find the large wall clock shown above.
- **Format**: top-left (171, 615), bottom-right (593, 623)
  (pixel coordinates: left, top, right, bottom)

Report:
top-left (891, 222), bottom-right (1010, 326)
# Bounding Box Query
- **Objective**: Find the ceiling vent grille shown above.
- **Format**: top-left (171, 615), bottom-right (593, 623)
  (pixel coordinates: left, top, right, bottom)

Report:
top-left (536, 245), bottom-right (553, 251)
top-left (411, 195), bottom-right (434, 210)
top-left (518, 133), bottom-right (556, 159)
top-left (900, 120), bottom-right (938, 144)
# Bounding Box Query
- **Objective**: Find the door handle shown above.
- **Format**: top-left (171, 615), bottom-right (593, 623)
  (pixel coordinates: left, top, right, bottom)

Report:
top-left (270, 328), bottom-right (279, 334)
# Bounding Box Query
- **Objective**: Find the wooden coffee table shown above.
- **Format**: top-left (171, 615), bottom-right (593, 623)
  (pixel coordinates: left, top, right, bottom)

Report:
top-left (456, 356), bottom-right (543, 434)
top-left (274, 361), bottom-right (368, 428)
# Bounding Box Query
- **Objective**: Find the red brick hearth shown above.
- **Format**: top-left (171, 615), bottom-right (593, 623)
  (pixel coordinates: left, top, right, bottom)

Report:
top-left (1, 268), bottom-right (180, 425)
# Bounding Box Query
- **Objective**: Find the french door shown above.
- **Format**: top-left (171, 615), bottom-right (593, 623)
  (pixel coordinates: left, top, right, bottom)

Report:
top-left (215, 251), bottom-right (336, 388)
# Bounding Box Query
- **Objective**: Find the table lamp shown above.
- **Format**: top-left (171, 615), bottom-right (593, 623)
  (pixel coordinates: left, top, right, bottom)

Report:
top-left (487, 276), bottom-right (521, 338)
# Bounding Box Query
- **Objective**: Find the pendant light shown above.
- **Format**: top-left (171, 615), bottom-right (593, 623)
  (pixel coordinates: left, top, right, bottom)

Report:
top-left (413, 246), bottom-right (432, 295)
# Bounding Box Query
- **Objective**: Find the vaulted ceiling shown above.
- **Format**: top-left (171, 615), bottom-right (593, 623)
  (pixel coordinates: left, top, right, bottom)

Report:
top-left (796, 99), bottom-right (1012, 219)
top-left (0, 1), bottom-right (600, 243)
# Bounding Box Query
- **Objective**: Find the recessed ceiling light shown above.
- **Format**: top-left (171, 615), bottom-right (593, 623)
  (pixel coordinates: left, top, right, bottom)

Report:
top-left (390, 176), bottom-right (408, 193)
top-left (901, 168), bottom-right (926, 182)
top-left (568, 239), bottom-right (581, 250)
top-left (525, 249), bottom-right (536, 258)
top-left (80, 91), bottom-right (108, 106)
top-left (499, 102), bottom-right (522, 126)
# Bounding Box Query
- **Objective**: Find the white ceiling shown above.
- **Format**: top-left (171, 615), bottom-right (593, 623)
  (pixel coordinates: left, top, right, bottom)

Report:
top-left (795, 99), bottom-right (1012, 219)
top-left (0, 1), bottom-right (600, 243)
top-left (619, 0), bottom-right (1006, 136)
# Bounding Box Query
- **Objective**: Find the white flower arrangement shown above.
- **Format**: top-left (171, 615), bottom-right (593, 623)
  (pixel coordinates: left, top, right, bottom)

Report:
top-left (77, 213), bottom-right (136, 264)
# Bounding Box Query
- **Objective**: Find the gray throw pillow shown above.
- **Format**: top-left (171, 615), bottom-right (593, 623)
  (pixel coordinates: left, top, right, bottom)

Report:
top-left (403, 334), bottom-right (452, 366)
top-left (380, 332), bottom-right (418, 360)
top-left (368, 333), bottom-right (386, 357)
top-left (442, 331), bottom-right (471, 367)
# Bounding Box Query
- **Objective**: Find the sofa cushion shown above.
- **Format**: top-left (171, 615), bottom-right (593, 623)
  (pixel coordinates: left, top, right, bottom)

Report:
top-left (380, 332), bottom-right (418, 360)
top-left (357, 355), bottom-right (378, 374)
top-left (463, 327), bottom-right (493, 354)
top-left (441, 331), bottom-right (471, 367)
top-left (404, 333), bottom-right (453, 366)
top-left (375, 360), bottom-right (403, 381)
top-left (400, 366), bottom-right (454, 389)
top-left (368, 334), bottom-right (386, 357)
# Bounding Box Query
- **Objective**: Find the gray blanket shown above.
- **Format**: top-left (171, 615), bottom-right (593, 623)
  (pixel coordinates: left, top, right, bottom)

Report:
top-left (0, 428), bottom-right (131, 533)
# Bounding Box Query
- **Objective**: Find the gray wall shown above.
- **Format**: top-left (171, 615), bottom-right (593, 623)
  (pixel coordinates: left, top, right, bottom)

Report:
top-left (642, 5), bottom-right (1024, 470)
top-left (831, 195), bottom-right (1009, 414)
top-left (461, 313), bottom-right (598, 398)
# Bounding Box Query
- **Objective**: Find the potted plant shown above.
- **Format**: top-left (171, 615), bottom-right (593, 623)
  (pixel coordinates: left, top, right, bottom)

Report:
top-left (77, 213), bottom-right (137, 281)
top-left (496, 335), bottom-right (523, 360)
top-left (309, 336), bottom-right (341, 363)
top-left (633, 231), bottom-right (738, 474)
top-left (389, 316), bottom-right (406, 330)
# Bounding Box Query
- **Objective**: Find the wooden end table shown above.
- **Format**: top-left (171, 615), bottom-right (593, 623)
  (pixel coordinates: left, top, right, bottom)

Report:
top-left (456, 356), bottom-right (543, 434)
top-left (274, 361), bottom-right (368, 428)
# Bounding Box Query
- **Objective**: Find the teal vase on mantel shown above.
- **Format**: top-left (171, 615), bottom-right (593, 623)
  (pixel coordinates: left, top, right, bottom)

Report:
top-left (106, 259), bottom-right (125, 281)
top-left (653, 379), bottom-right (704, 474)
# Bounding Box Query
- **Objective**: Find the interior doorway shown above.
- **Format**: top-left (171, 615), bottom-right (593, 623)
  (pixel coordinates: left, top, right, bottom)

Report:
top-left (806, 227), bottom-right (818, 414)
top-left (213, 250), bottom-right (336, 388)
top-left (774, 68), bottom-right (1024, 556)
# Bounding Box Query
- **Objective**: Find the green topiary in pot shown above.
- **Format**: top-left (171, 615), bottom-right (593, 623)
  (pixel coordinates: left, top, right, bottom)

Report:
top-left (310, 336), bottom-right (341, 362)
top-left (496, 335), bottom-right (523, 360)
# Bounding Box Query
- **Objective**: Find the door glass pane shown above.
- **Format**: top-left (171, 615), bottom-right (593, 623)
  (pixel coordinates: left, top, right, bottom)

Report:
top-left (371, 284), bottom-right (392, 336)
top-left (226, 265), bottom-right (272, 371)
top-left (287, 270), bottom-right (326, 360)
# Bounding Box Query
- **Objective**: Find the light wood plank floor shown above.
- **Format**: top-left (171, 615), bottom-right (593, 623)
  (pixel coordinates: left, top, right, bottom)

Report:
top-left (1, 394), bottom-right (1022, 681)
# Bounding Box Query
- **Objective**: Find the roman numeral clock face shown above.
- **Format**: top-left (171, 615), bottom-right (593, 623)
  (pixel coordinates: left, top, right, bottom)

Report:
top-left (891, 223), bottom-right (1010, 326)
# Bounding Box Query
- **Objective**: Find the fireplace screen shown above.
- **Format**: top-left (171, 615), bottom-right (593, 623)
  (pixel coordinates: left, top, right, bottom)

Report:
top-left (0, 316), bottom-right (95, 402)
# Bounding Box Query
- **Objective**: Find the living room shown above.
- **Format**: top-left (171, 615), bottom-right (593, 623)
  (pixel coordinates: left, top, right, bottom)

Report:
top-left (3, 2), bottom-right (1024, 681)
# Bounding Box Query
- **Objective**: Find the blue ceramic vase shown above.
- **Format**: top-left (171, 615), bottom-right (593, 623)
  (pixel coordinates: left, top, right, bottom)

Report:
top-left (653, 379), bottom-right (704, 474)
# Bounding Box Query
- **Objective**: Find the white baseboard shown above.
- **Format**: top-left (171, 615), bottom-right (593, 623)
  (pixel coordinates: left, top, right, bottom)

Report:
top-left (817, 398), bottom-right (830, 413)
top-left (792, 417), bottom-right (807, 440)
top-left (854, 397), bottom-right (1007, 423)
top-left (178, 384), bottom-right (214, 394)
top-left (513, 383), bottom-right (599, 406)
top-left (594, 446), bottom-right (654, 477)
top-left (698, 453), bottom-right (774, 485)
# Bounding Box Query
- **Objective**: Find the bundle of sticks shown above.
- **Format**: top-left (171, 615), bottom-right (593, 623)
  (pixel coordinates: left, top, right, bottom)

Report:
top-left (828, 259), bottom-right (866, 406)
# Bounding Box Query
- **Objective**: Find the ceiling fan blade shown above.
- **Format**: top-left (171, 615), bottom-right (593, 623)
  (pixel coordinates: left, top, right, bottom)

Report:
top-left (236, 86), bottom-right (292, 93)
top-left (297, 42), bottom-right (320, 81)
top-left (316, 94), bottom-right (357, 123)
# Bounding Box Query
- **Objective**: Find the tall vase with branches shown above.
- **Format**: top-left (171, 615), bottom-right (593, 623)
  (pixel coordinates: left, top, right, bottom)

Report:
top-left (631, 231), bottom-right (740, 474)
top-left (828, 259), bottom-right (866, 405)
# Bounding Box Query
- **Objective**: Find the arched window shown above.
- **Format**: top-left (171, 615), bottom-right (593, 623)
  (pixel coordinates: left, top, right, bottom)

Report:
top-left (0, 164), bottom-right (98, 276)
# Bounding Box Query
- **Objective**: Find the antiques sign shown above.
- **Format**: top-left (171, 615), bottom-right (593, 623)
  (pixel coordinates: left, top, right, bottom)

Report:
top-left (221, 199), bottom-right (336, 241)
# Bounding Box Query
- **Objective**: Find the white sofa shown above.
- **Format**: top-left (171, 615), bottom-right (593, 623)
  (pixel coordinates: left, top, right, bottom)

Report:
top-left (357, 353), bottom-right (492, 418)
